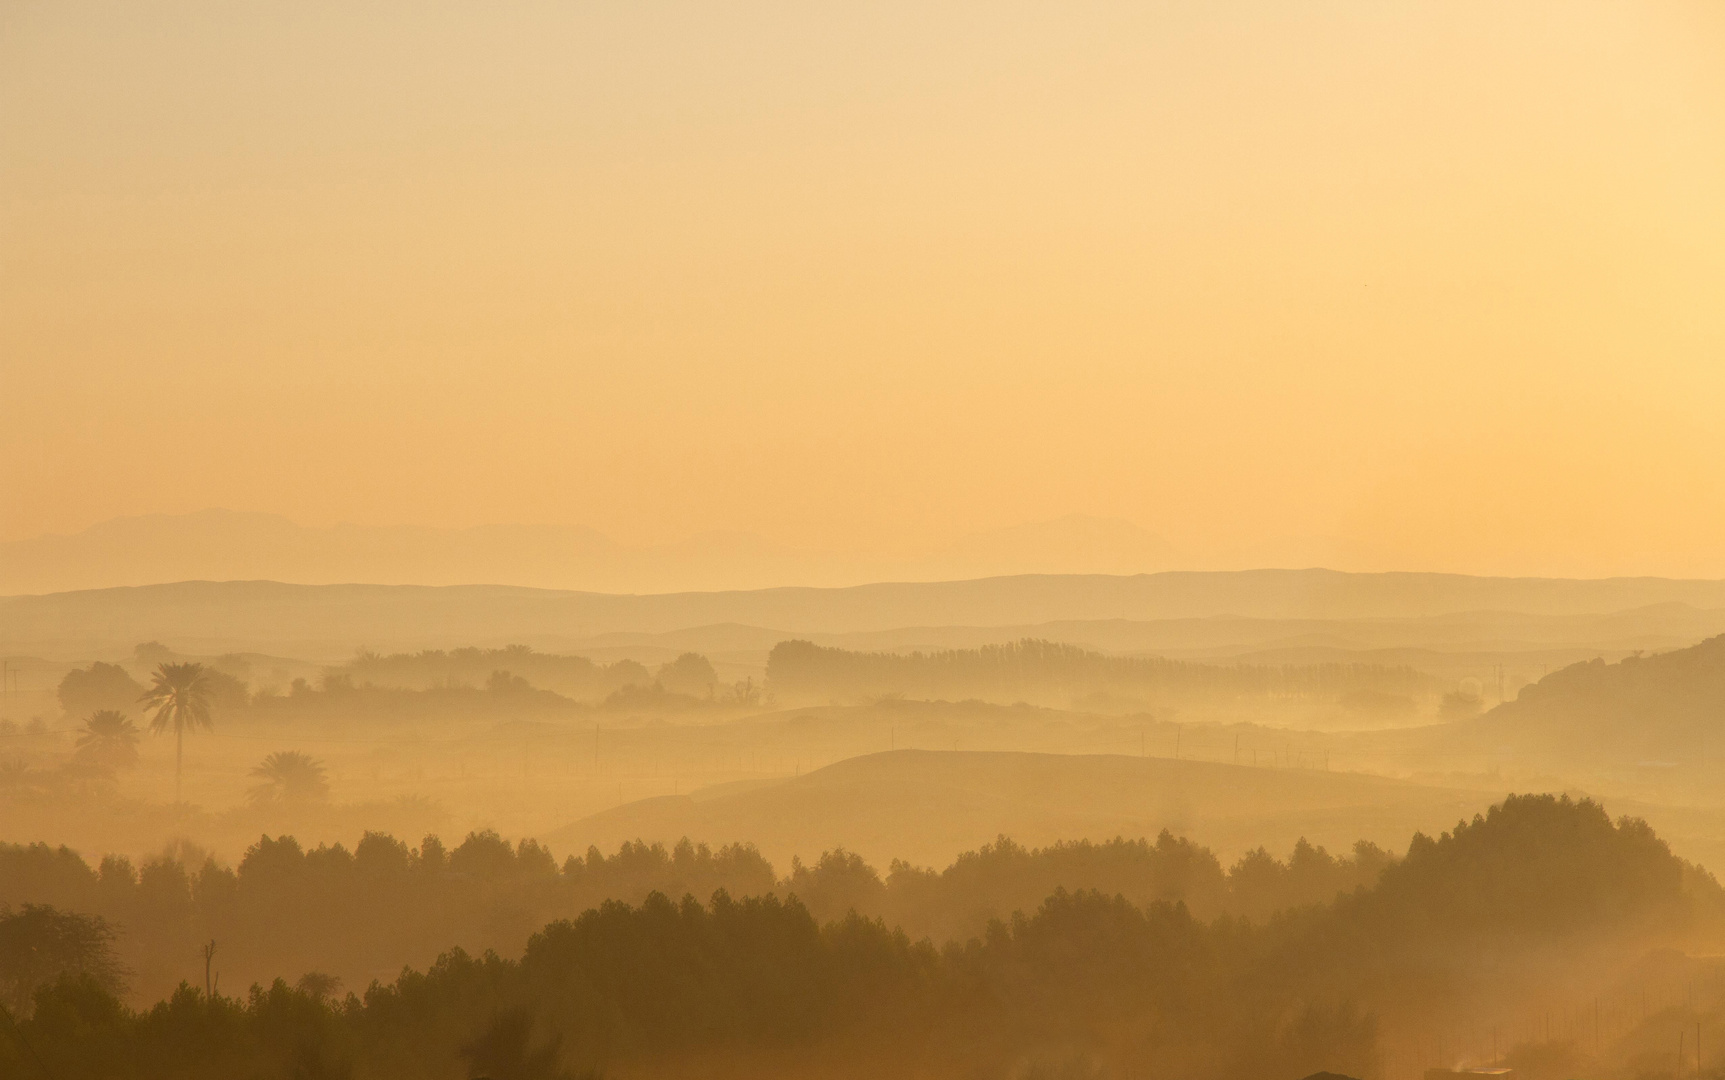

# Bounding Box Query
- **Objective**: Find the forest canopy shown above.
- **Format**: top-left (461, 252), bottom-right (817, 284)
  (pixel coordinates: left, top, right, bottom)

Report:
top-left (2, 795), bottom-right (1718, 1080)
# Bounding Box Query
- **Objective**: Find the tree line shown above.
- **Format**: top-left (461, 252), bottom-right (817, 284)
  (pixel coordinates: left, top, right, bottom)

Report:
top-left (766, 638), bottom-right (1439, 707)
top-left (333, 646), bottom-right (723, 702)
top-left (3, 795), bottom-right (1717, 1079)
top-left (26, 652), bottom-right (743, 808)
top-left (1, 826), bottom-right (1391, 1009)
top-left (57, 648), bottom-right (738, 719)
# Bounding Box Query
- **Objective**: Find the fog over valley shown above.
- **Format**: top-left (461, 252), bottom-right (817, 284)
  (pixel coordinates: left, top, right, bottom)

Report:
top-left (5, 3), bottom-right (1724, 1078)
top-left (10, 566), bottom-right (1725, 1078)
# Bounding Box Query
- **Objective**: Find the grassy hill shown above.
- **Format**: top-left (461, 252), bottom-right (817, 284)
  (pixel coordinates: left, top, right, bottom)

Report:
top-left (547, 749), bottom-right (1500, 870)
top-left (1417, 635), bottom-right (1725, 790)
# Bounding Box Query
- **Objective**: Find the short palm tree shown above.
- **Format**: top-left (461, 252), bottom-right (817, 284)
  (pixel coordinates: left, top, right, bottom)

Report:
top-left (139, 662), bottom-right (215, 804)
top-left (74, 710), bottom-right (141, 769)
top-left (249, 750), bottom-right (330, 807)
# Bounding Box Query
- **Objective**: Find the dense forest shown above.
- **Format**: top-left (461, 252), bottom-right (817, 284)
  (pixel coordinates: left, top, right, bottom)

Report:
top-left (766, 638), bottom-right (1439, 708)
top-left (3, 796), bottom-right (1720, 1079)
top-left (1, 827), bottom-right (1390, 1007)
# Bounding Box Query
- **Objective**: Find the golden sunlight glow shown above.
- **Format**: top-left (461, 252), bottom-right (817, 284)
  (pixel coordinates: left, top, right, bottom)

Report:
top-left (3, 2), bottom-right (1723, 578)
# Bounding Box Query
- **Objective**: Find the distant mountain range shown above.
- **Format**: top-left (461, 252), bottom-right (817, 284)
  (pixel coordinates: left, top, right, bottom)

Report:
top-left (0, 509), bottom-right (1185, 595)
top-left (6, 570), bottom-right (1725, 659)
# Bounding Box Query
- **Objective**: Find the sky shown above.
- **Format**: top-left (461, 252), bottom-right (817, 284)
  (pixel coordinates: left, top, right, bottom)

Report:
top-left (3, 2), bottom-right (1724, 580)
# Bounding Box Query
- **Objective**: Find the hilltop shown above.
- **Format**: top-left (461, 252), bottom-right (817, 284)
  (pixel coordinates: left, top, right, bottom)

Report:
top-left (547, 749), bottom-right (1499, 870)
top-left (1432, 634), bottom-right (1725, 777)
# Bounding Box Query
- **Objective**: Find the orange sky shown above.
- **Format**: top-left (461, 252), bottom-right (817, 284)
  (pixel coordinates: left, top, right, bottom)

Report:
top-left (3, 2), bottom-right (1723, 579)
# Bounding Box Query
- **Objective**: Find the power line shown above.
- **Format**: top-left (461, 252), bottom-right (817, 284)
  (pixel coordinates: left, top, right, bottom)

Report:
top-left (0, 1000), bottom-right (59, 1080)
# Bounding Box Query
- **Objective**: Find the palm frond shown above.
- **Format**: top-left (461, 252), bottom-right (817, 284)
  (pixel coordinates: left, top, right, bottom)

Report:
top-left (139, 662), bottom-right (216, 735)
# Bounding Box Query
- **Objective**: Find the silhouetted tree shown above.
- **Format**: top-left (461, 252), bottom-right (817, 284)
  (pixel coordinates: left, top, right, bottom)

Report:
top-left (74, 710), bottom-right (141, 770)
top-left (295, 972), bottom-right (342, 1001)
top-left (199, 668), bottom-right (251, 710)
top-left (726, 677), bottom-right (763, 707)
top-left (487, 670), bottom-right (533, 693)
top-left (139, 662), bottom-right (215, 804)
top-left (655, 653), bottom-right (718, 697)
top-left (249, 751), bottom-right (331, 807)
top-left (785, 848), bottom-right (885, 922)
top-left (0, 905), bottom-right (124, 1015)
top-left (57, 662), bottom-right (145, 719)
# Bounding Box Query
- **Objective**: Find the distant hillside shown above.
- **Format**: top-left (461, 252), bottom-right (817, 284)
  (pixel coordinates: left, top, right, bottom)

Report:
top-left (803, 603), bottom-right (1725, 658)
top-left (547, 749), bottom-right (1499, 870)
top-left (1446, 634), bottom-right (1725, 771)
top-left (554, 604), bottom-right (1725, 689)
top-left (765, 637), bottom-right (1438, 706)
top-left (0, 509), bottom-right (839, 595)
top-left (0, 509), bottom-right (1181, 594)
top-left (8, 570), bottom-right (1725, 657)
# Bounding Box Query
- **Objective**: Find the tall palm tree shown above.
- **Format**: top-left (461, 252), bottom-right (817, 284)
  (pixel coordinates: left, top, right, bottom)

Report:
top-left (248, 750), bottom-right (330, 807)
top-left (74, 709), bottom-right (141, 769)
top-left (139, 662), bottom-right (215, 804)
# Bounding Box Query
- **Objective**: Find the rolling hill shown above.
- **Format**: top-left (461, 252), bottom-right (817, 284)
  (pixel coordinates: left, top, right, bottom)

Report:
top-left (1430, 633), bottom-right (1725, 777)
top-left (546, 749), bottom-right (1502, 870)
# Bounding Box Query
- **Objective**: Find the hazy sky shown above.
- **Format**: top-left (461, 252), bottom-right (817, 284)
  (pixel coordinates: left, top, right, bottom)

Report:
top-left (4, 2), bottom-right (1723, 578)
